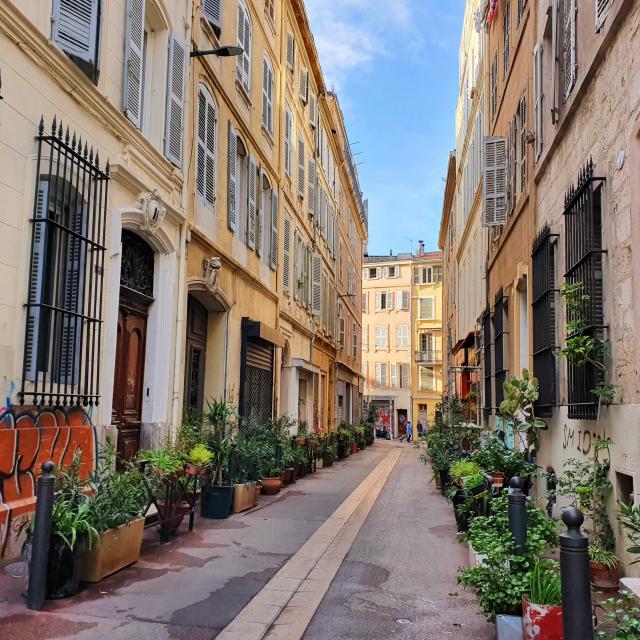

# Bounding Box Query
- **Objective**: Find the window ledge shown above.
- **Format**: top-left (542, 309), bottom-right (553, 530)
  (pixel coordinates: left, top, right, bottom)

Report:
top-left (235, 80), bottom-right (252, 107)
top-left (262, 124), bottom-right (275, 146)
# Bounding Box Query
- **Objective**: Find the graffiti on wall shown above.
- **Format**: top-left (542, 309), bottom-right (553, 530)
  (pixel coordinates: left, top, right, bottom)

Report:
top-left (562, 423), bottom-right (606, 456)
top-left (0, 404), bottom-right (96, 559)
top-left (374, 407), bottom-right (391, 430)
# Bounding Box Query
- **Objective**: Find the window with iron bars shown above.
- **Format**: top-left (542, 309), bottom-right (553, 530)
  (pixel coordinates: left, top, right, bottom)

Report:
top-left (503, 1), bottom-right (511, 77)
top-left (531, 226), bottom-right (558, 417)
top-left (21, 116), bottom-right (109, 407)
top-left (493, 289), bottom-right (508, 410)
top-left (564, 159), bottom-right (606, 420)
top-left (482, 309), bottom-right (493, 416)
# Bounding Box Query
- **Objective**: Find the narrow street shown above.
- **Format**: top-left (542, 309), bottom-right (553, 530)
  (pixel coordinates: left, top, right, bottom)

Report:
top-left (0, 442), bottom-right (491, 639)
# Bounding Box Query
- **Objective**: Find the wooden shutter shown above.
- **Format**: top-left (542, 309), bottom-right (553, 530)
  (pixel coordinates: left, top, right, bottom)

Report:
top-left (299, 67), bottom-right (309, 103)
top-left (426, 297), bottom-right (435, 319)
top-left (283, 214), bottom-right (291, 292)
top-left (202, 0), bottom-right (222, 33)
top-left (390, 363), bottom-right (397, 388)
top-left (395, 291), bottom-right (402, 309)
top-left (227, 121), bottom-right (238, 231)
top-left (533, 44), bottom-right (543, 160)
top-left (52, 0), bottom-right (99, 66)
top-left (307, 160), bottom-right (315, 216)
top-left (562, 0), bottom-right (576, 101)
top-left (247, 155), bottom-right (257, 249)
top-left (509, 116), bottom-right (517, 210)
top-left (165, 34), bottom-right (186, 167)
top-left (262, 57), bottom-right (273, 133)
top-left (596, 0), bottom-right (613, 31)
top-left (375, 291), bottom-right (382, 310)
top-left (237, 4), bottom-right (251, 93)
top-left (197, 87), bottom-right (217, 207)
top-left (286, 32), bottom-right (295, 70)
top-left (270, 188), bottom-right (279, 270)
top-left (123, 0), bottom-right (145, 128)
top-left (483, 136), bottom-right (508, 226)
top-left (297, 135), bottom-right (305, 197)
top-left (386, 290), bottom-right (393, 310)
top-left (309, 93), bottom-right (317, 127)
top-left (519, 95), bottom-right (527, 193)
top-left (284, 109), bottom-right (292, 175)
top-left (311, 253), bottom-right (322, 316)
top-left (256, 169), bottom-right (264, 257)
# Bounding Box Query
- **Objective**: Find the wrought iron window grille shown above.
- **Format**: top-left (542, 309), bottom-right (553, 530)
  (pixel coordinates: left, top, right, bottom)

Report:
top-left (531, 225), bottom-right (559, 416)
top-left (482, 308), bottom-right (493, 416)
top-left (493, 289), bottom-right (509, 411)
top-left (20, 116), bottom-right (109, 407)
top-left (563, 158), bottom-right (606, 420)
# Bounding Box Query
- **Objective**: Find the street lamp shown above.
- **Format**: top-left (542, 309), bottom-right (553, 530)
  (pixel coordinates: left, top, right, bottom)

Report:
top-left (190, 45), bottom-right (244, 58)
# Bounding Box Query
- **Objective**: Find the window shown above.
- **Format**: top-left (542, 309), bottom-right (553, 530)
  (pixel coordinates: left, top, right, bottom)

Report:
top-left (231, 134), bottom-right (249, 239)
top-left (22, 119), bottom-right (108, 406)
top-left (491, 53), bottom-right (498, 120)
top-left (259, 173), bottom-right (278, 268)
top-left (518, 93), bottom-right (527, 194)
top-left (399, 364), bottom-right (410, 389)
top-left (361, 291), bottom-right (368, 312)
top-left (339, 317), bottom-right (345, 346)
top-left (375, 363), bottom-right (388, 387)
top-left (419, 367), bottom-right (436, 392)
top-left (284, 107), bottom-right (293, 176)
top-left (385, 265), bottom-right (398, 278)
top-left (396, 290), bottom-right (409, 310)
top-left (264, 0), bottom-right (275, 23)
top-left (375, 326), bottom-right (388, 349)
top-left (414, 266), bottom-right (442, 284)
top-left (297, 133), bottom-right (305, 197)
top-left (533, 44), bottom-right (543, 160)
top-left (283, 214), bottom-right (292, 292)
top-left (390, 363), bottom-right (398, 388)
top-left (203, 0), bottom-right (223, 36)
top-left (493, 289), bottom-right (508, 409)
top-left (299, 67), bottom-right (309, 103)
top-left (396, 325), bottom-right (409, 349)
top-left (262, 56), bottom-right (274, 134)
top-left (531, 226), bottom-right (557, 416)
top-left (236, 2), bottom-right (252, 95)
top-left (196, 84), bottom-right (217, 207)
top-left (564, 160), bottom-right (605, 420)
top-left (418, 297), bottom-right (435, 320)
top-left (596, 0), bottom-right (614, 31)
top-left (286, 32), bottom-right (295, 71)
top-left (562, 0), bottom-right (576, 102)
top-left (52, 0), bottom-right (101, 82)
top-left (375, 291), bottom-right (393, 311)
top-left (352, 323), bottom-right (357, 358)
top-left (362, 324), bottom-right (368, 349)
top-left (483, 136), bottom-right (508, 226)
top-left (367, 266), bottom-right (379, 279)
top-left (503, 1), bottom-right (511, 76)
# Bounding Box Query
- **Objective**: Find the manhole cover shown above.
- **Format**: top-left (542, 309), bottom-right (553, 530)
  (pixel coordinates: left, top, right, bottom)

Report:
top-left (396, 618), bottom-right (411, 625)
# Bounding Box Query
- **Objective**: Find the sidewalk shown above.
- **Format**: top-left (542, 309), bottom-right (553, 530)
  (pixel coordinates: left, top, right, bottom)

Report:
top-left (0, 446), bottom-right (388, 640)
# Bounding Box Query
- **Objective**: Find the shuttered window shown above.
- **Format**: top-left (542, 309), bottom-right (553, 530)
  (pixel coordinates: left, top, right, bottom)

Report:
top-left (396, 290), bottom-right (409, 310)
top-left (297, 135), bottom-right (305, 197)
top-left (562, 0), bottom-right (577, 102)
top-left (503, 1), bottom-right (511, 75)
top-left (196, 85), bottom-right (217, 207)
top-left (390, 363), bottom-right (398, 388)
top-left (203, 0), bottom-right (222, 35)
top-left (308, 160), bottom-right (316, 216)
top-left (247, 155), bottom-right (257, 249)
top-left (299, 67), bottom-right (309, 103)
top-left (518, 94), bottom-right (527, 194)
top-left (418, 297), bottom-right (435, 320)
top-left (52, 0), bottom-right (101, 81)
top-left (284, 107), bottom-right (292, 176)
top-left (483, 137), bottom-right (508, 226)
top-left (283, 214), bottom-right (292, 292)
top-left (165, 35), bottom-right (186, 167)
top-left (227, 121), bottom-right (238, 231)
top-left (396, 325), bottom-right (409, 349)
top-left (419, 367), bottom-right (436, 391)
top-left (596, 0), bottom-right (613, 31)
top-left (400, 364), bottom-right (410, 389)
top-left (123, 0), bottom-right (145, 127)
top-left (309, 93), bottom-right (317, 128)
top-left (375, 363), bottom-right (387, 387)
top-left (375, 326), bottom-right (388, 349)
top-left (311, 253), bottom-right (322, 316)
top-left (491, 54), bottom-right (498, 121)
top-left (352, 323), bottom-right (357, 359)
top-left (236, 2), bottom-right (252, 95)
top-left (533, 44), bottom-right (543, 160)
top-left (262, 56), bottom-right (274, 134)
top-left (286, 32), bottom-right (295, 70)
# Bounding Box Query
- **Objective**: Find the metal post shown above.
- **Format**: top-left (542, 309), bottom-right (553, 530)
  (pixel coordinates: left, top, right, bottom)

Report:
top-left (26, 460), bottom-right (55, 610)
top-left (560, 507), bottom-right (594, 640)
top-left (508, 476), bottom-right (527, 553)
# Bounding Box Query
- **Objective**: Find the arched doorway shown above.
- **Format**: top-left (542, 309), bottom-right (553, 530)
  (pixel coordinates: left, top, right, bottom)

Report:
top-left (184, 295), bottom-right (208, 414)
top-left (112, 231), bottom-right (155, 461)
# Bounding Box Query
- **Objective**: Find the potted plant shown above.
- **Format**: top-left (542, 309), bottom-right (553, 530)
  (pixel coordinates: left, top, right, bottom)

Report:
top-left (588, 546), bottom-right (620, 591)
top-left (82, 441), bottom-right (152, 582)
top-left (296, 420), bottom-right (308, 446)
top-left (522, 560), bottom-right (563, 640)
top-left (595, 591), bottom-right (640, 639)
top-left (186, 443), bottom-right (212, 476)
top-left (323, 443), bottom-right (337, 467)
top-left (261, 463), bottom-right (283, 495)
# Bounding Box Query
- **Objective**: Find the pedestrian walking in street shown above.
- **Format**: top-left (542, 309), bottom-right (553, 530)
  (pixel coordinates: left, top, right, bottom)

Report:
top-left (406, 421), bottom-right (413, 443)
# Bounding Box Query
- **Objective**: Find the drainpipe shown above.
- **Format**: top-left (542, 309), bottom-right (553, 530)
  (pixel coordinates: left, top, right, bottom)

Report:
top-left (171, 223), bottom-right (187, 433)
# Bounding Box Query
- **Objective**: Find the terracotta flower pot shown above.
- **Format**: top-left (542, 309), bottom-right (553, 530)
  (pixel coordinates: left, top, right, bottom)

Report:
top-left (590, 560), bottom-right (620, 591)
top-left (283, 467), bottom-right (294, 485)
top-left (351, 442), bottom-right (358, 454)
top-left (522, 598), bottom-right (563, 639)
top-left (184, 463), bottom-right (206, 477)
top-left (261, 477), bottom-right (282, 495)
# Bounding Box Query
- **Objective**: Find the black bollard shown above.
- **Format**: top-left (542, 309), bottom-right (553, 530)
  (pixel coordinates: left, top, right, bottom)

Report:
top-left (26, 460), bottom-right (55, 610)
top-left (508, 476), bottom-right (527, 553)
top-left (560, 507), bottom-right (594, 640)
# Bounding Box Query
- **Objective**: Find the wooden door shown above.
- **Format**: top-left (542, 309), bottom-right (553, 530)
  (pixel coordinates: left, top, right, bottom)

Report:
top-left (112, 306), bottom-right (148, 462)
top-left (184, 296), bottom-right (208, 414)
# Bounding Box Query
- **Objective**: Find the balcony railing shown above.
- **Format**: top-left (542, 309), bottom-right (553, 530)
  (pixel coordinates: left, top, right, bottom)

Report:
top-left (415, 350), bottom-right (442, 364)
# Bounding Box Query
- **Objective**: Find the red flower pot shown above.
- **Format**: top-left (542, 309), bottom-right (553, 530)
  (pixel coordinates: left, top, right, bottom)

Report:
top-left (522, 598), bottom-right (563, 640)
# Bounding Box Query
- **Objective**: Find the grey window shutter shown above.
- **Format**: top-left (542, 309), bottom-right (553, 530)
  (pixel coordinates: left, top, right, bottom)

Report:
top-left (297, 136), bottom-right (305, 197)
top-left (247, 155), bottom-right (257, 249)
top-left (197, 87), bottom-right (217, 206)
top-left (236, 5), bottom-right (251, 94)
top-left (308, 160), bottom-right (316, 216)
top-left (286, 32), bottom-right (295, 70)
top-left (205, 97), bottom-right (217, 206)
top-left (25, 181), bottom-right (50, 381)
top-left (562, 0), bottom-right (577, 101)
top-left (284, 109), bottom-right (292, 176)
top-left (312, 252), bottom-right (322, 316)
top-left (203, 0), bottom-right (222, 33)
top-left (483, 136), bottom-right (508, 226)
top-left (227, 121), bottom-right (238, 231)
top-left (533, 44), bottom-right (543, 160)
top-left (519, 95), bottom-right (527, 193)
top-left (165, 34), bottom-right (186, 167)
top-left (52, 0), bottom-right (100, 66)
top-left (309, 93), bottom-right (317, 128)
top-left (596, 0), bottom-right (613, 31)
top-left (256, 168), bottom-right (264, 257)
top-left (299, 67), bottom-right (309, 103)
top-left (270, 188), bottom-right (279, 271)
top-left (283, 213), bottom-right (291, 291)
top-left (123, 0), bottom-right (145, 128)
top-left (196, 89), bottom-right (206, 200)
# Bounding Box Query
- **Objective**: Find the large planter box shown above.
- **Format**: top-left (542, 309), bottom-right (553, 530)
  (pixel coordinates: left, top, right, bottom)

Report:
top-left (316, 458), bottom-right (324, 469)
top-left (522, 598), bottom-right (563, 639)
top-left (233, 482), bottom-right (256, 513)
top-left (201, 485), bottom-right (234, 519)
top-left (81, 518), bottom-right (144, 583)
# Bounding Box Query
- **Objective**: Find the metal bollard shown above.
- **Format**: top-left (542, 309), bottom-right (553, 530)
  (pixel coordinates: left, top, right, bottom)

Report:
top-left (26, 460), bottom-right (55, 610)
top-left (560, 507), bottom-right (594, 640)
top-left (508, 476), bottom-right (527, 553)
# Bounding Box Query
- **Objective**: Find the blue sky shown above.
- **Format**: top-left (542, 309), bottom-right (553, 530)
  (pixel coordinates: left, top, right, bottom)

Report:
top-left (305, 0), bottom-right (465, 256)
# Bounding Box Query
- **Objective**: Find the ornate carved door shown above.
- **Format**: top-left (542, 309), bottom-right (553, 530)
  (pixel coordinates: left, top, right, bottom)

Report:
top-left (184, 296), bottom-right (208, 414)
top-left (112, 231), bottom-right (154, 462)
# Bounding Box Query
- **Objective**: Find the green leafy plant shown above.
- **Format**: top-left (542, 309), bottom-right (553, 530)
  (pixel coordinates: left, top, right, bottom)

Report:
top-left (618, 501), bottom-right (640, 562)
top-left (596, 591), bottom-right (640, 639)
top-left (589, 546), bottom-right (619, 569)
top-left (189, 444), bottom-right (213, 467)
top-left (138, 446), bottom-right (184, 474)
top-left (52, 498), bottom-right (99, 551)
top-left (471, 434), bottom-right (536, 481)
top-left (593, 382), bottom-right (620, 404)
top-left (527, 560), bottom-right (562, 606)
top-left (449, 459), bottom-right (481, 483)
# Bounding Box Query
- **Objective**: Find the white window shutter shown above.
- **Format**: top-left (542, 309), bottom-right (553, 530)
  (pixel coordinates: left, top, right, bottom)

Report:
top-left (237, 5), bottom-right (251, 94)
top-left (286, 32), bottom-right (295, 70)
top-left (297, 135), bottom-right (305, 197)
top-left (270, 188), bottom-right (279, 271)
top-left (563, 0), bottom-right (577, 101)
top-left (396, 290), bottom-right (403, 309)
top-left (123, 0), bottom-right (145, 128)
top-left (390, 363), bottom-right (397, 388)
top-left (309, 93), bottom-right (317, 127)
top-left (227, 121), bottom-right (238, 231)
top-left (256, 169), bottom-right (264, 257)
top-left (197, 87), bottom-right (217, 207)
top-left (52, 0), bottom-right (100, 66)
top-left (426, 297), bottom-right (435, 319)
top-left (483, 136), bottom-right (508, 226)
top-left (247, 155), bottom-right (257, 249)
top-left (307, 160), bottom-right (315, 216)
top-left (165, 35), bottom-right (186, 167)
top-left (383, 266), bottom-right (388, 278)
top-left (284, 109), bottom-right (292, 176)
top-left (283, 213), bottom-right (291, 291)
top-left (533, 44), bottom-right (543, 160)
top-left (299, 67), bottom-right (309, 103)
top-left (375, 291), bottom-right (382, 310)
top-left (203, 0), bottom-right (222, 32)
top-left (311, 253), bottom-right (322, 316)
top-left (262, 58), bottom-right (272, 132)
top-left (387, 290), bottom-right (393, 310)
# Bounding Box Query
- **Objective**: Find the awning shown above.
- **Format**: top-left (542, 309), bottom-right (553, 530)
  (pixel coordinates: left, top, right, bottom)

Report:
top-left (242, 318), bottom-right (285, 348)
